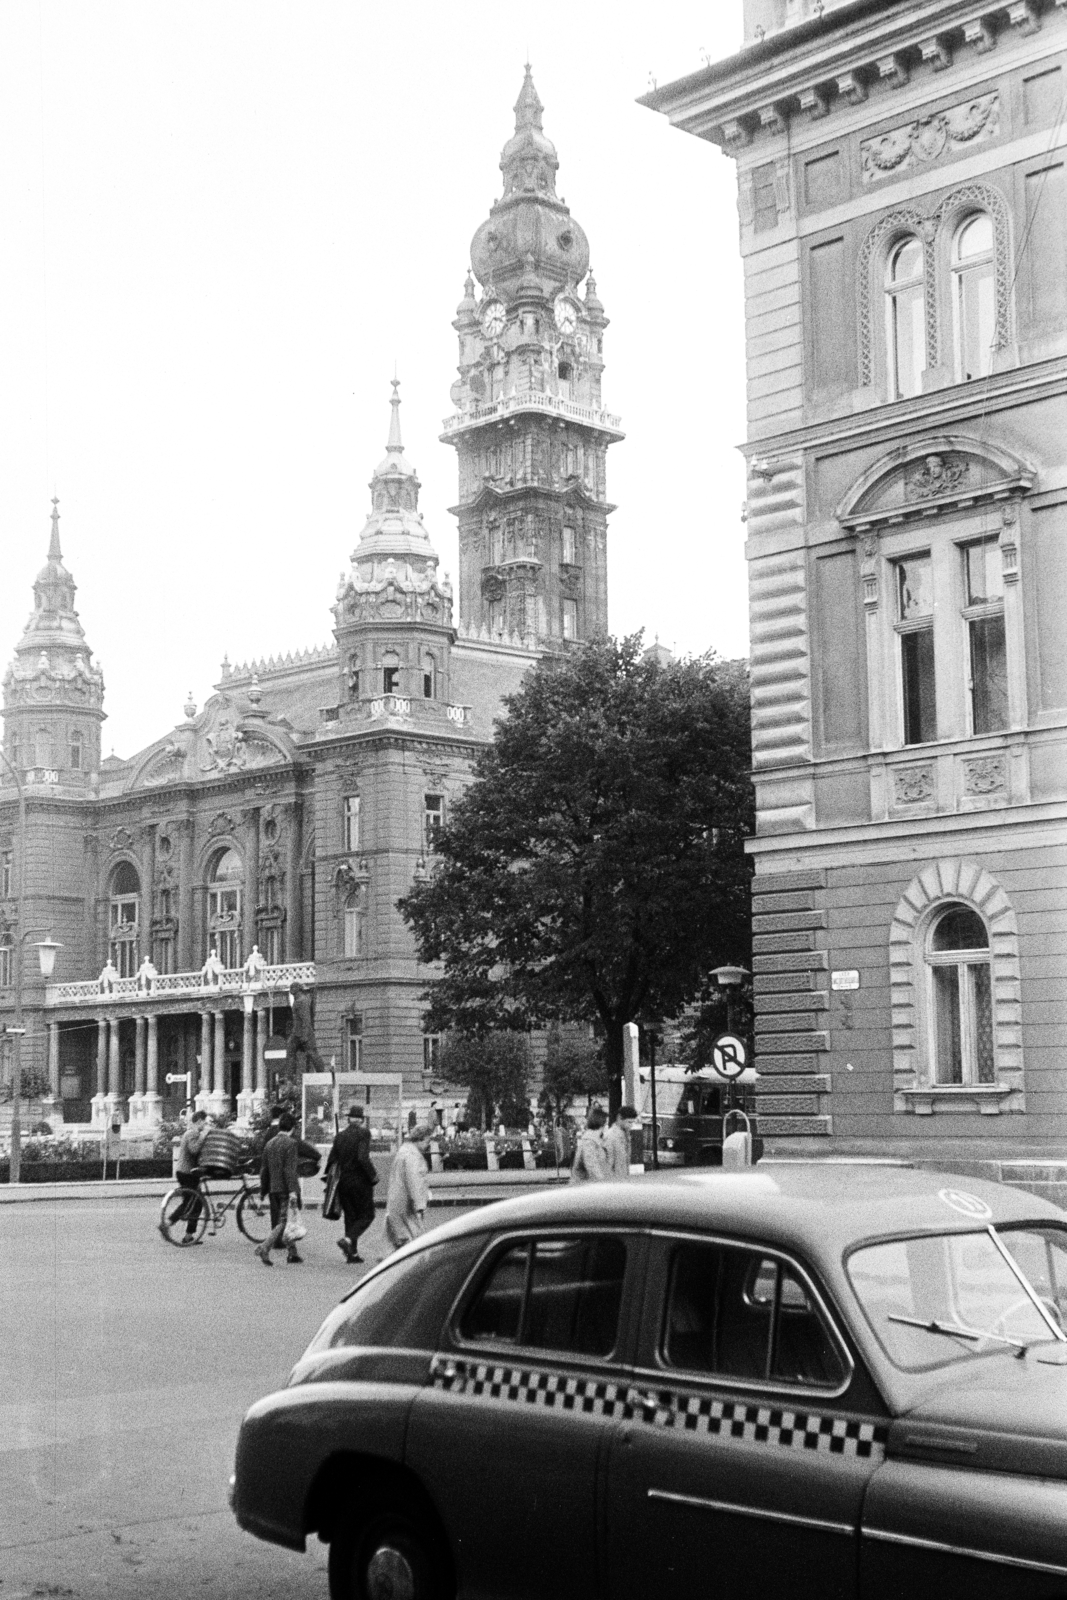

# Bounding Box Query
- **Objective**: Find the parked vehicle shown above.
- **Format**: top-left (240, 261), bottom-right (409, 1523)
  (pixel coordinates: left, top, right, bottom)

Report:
top-left (638, 1063), bottom-right (762, 1166)
top-left (231, 1165), bottom-right (1067, 1599)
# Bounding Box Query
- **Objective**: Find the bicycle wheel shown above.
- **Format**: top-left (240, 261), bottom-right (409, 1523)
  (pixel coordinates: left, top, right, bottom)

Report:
top-left (159, 1184), bottom-right (209, 1246)
top-left (236, 1188), bottom-right (271, 1244)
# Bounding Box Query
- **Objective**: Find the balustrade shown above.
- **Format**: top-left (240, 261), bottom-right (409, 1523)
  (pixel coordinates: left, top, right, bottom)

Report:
top-left (45, 960), bottom-right (316, 1008)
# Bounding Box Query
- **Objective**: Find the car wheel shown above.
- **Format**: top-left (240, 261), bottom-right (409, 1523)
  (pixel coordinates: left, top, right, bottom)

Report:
top-left (329, 1507), bottom-right (449, 1600)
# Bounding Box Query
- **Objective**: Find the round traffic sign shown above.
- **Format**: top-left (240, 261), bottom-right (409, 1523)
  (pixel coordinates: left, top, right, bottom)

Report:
top-left (711, 1033), bottom-right (748, 1080)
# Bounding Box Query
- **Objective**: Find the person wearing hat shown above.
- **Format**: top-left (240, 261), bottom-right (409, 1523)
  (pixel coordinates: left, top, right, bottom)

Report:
top-left (385, 1124), bottom-right (433, 1251)
top-left (325, 1103), bottom-right (378, 1264)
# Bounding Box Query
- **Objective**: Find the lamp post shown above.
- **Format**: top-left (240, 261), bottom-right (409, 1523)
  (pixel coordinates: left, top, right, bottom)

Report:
top-left (1, 745), bottom-right (62, 1182)
top-left (710, 964), bottom-right (751, 1036)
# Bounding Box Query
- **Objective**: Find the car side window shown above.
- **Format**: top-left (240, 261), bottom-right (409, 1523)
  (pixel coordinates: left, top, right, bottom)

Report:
top-left (459, 1234), bottom-right (628, 1359)
top-left (306, 1235), bottom-right (488, 1354)
top-left (662, 1241), bottom-right (847, 1390)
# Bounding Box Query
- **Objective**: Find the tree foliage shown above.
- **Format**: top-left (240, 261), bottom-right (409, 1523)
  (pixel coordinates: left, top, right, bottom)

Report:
top-left (400, 636), bottom-right (753, 1110)
top-left (438, 1031), bottom-right (531, 1130)
top-left (540, 1024), bottom-right (608, 1117)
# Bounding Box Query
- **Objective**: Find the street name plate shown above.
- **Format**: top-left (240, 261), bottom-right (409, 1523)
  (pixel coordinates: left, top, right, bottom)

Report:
top-left (831, 970), bottom-right (860, 991)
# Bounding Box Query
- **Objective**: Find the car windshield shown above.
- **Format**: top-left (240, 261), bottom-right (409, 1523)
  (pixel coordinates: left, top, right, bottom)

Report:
top-left (847, 1226), bottom-right (1067, 1371)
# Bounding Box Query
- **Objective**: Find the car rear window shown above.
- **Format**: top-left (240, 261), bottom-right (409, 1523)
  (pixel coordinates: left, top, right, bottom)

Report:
top-left (305, 1235), bottom-right (488, 1355)
top-left (459, 1234), bottom-right (628, 1359)
top-left (661, 1240), bottom-right (848, 1390)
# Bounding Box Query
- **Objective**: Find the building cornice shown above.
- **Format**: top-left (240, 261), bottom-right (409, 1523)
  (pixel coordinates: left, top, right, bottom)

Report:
top-left (746, 796), bottom-right (1067, 855)
top-left (640, 1), bottom-right (1064, 153)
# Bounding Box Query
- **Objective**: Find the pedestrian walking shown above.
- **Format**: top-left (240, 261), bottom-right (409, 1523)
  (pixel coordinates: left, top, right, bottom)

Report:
top-left (570, 1105), bottom-right (609, 1183)
top-left (255, 1111), bottom-right (303, 1266)
top-left (603, 1104), bottom-right (640, 1180)
top-left (385, 1125), bottom-right (432, 1251)
top-left (326, 1104), bottom-right (378, 1264)
top-left (174, 1108), bottom-right (211, 1244)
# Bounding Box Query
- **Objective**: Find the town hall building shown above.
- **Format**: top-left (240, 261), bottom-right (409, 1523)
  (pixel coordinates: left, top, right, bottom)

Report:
top-left (0, 70), bottom-right (622, 1131)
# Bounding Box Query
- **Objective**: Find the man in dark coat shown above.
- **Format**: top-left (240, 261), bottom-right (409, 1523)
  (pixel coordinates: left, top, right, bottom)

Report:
top-left (326, 1104), bottom-right (378, 1264)
top-left (255, 1112), bottom-right (303, 1266)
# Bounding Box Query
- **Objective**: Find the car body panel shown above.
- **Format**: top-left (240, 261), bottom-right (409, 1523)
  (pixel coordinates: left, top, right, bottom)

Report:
top-left (233, 1381), bottom-right (414, 1550)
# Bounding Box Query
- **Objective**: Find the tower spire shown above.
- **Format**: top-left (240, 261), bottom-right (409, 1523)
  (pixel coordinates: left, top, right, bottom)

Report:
top-left (387, 377), bottom-right (403, 452)
top-left (48, 497), bottom-right (62, 561)
top-left (514, 63), bottom-right (544, 131)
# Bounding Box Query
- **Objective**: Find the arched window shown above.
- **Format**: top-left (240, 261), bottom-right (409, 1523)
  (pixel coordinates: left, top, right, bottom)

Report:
top-left (109, 862), bottom-right (140, 979)
top-left (927, 904), bottom-right (994, 1086)
top-left (953, 213), bottom-right (995, 382)
top-left (343, 887), bottom-right (365, 959)
top-left (207, 848), bottom-right (243, 969)
top-left (885, 237), bottom-right (926, 399)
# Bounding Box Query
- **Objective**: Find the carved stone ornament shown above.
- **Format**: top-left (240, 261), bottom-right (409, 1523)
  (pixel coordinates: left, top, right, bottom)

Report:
top-left (200, 710), bottom-right (246, 774)
top-left (109, 827), bottom-right (135, 852)
top-left (207, 811), bottom-right (236, 838)
top-left (963, 756), bottom-right (1007, 796)
top-left (905, 454), bottom-right (969, 501)
top-left (141, 740), bottom-right (186, 787)
top-left (861, 92), bottom-right (999, 184)
top-left (893, 765), bottom-right (935, 805)
top-left (334, 860), bottom-right (368, 898)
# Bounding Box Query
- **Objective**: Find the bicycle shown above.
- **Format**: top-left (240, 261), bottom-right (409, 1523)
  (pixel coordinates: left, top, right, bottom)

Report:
top-left (158, 1164), bottom-right (271, 1247)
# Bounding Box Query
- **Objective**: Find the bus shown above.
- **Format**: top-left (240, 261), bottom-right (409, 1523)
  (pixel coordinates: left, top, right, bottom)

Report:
top-left (637, 1064), bottom-right (762, 1168)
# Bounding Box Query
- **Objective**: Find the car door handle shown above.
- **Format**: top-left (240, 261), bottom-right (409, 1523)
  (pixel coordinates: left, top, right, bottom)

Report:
top-left (629, 1390), bottom-right (661, 1415)
top-left (438, 1359), bottom-right (459, 1380)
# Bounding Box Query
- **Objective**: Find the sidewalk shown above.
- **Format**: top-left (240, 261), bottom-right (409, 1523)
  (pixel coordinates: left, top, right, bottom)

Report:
top-left (0, 1166), bottom-right (571, 1206)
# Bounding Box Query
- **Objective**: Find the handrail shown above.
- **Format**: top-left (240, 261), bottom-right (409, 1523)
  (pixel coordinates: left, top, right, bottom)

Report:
top-left (45, 961), bottom-right (316, 1007)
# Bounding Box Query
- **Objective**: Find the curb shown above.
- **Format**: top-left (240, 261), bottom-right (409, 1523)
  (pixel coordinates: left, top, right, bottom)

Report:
top-left (0, 1170), bottom-right (571, 1206)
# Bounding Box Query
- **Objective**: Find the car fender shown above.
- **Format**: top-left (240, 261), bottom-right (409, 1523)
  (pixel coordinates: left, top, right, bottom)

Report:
top-left (233, 1380), bottom-right (416, 1550)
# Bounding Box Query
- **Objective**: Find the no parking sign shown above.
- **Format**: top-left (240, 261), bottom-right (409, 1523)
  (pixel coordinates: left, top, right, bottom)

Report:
top-left (710, 1034), bottom-right (748, 1081)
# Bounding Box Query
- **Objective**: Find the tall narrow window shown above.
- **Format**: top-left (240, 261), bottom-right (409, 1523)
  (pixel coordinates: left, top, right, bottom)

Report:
top-left (928, 904), bottom-right (995, 1086)
top-left (346, 1015), bottom-right (363, 1072)
top-left (953, 214), bottom-right (995, 382)
top-left (153, 888), bottom-right (175, 975)
top-left (562, 599), bottom-right (578, 641)
top-left (343, 795), bottom-right (361, 854)
top-left (962, 539), bottom-right (1007, 734)
top-left (886, 237), bottom-right (926, 399)
top-left (0, 936), bottom-right (11, 988)
top-left (423, 1034), bottom-right (441, 1079)
top-left (896, 554), bottom-right (936, 745)
top-left (422, 651), bottom-right (436, 700)
top-left (69, 729), bottom-right (83, 772)
top-left (8, 734), bottom-right (20, 772)
top-left (207, 848), bottom-right (243, 969)
top-left (424, 793), bottom-right (444, 854)
top-left (488, 600), bottom-right (503, 635)
top-left (561, 525), bottom-right (576, 565)
top-left (348, 653), bottom-right (361, 700)
top-left (1, 851), bottom-right (11, 898)
top-left (109, 862), bottom-right (141, 979)
top-left (382, 652), bottom-right (400, 695)
top-left (35, 727), bottom-right (53, 771)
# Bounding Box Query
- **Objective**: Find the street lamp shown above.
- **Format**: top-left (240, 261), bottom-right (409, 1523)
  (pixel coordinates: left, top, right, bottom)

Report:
top-left (0, 745), bottom-right (63, 1183)
top-left (710, 964), bottom-right (750, 1035)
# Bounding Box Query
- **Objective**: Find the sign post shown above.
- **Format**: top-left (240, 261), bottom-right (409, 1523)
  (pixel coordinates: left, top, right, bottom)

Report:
top-left (165, 1071), bottom-right (192, 1109)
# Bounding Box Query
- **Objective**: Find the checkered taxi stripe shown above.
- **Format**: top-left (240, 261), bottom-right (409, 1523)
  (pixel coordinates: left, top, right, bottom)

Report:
top-left (430, 1355), bottom-right (887, 1462)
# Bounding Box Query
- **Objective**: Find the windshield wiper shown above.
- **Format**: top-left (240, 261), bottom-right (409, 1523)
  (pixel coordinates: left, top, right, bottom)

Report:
top-left (887, 1313), bottom-right (1030, 1355)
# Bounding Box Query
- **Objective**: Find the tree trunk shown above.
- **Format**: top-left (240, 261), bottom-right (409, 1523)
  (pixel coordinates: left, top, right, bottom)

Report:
top-left (604, 1019), bottom-right (625, 1119)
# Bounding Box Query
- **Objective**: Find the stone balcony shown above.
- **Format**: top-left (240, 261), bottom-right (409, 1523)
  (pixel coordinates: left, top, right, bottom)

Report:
top-left (45, 962), bottom-right (315, 1011)
top-left (441, 389), bottom-right (624, 439)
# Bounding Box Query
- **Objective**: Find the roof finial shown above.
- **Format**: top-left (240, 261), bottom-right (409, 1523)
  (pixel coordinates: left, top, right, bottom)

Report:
top-left (514, 62), bottom-right (543, 132)
top-left (48, 496), bottom-right (62, 562)
top-left (387, 377), bottom-right (403, 452)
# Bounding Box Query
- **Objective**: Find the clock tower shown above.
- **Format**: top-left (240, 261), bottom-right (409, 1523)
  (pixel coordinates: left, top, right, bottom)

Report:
top-left (443, 68), bottom-right (623, 646)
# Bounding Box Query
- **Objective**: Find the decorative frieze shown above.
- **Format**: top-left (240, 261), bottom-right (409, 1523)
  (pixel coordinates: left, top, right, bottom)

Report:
top-left (861, 92), bottom-right (999, 185)
top-left (962, 754), bottom-right (1007, 796)
top-left (892, 764), bottom-right (935, 805)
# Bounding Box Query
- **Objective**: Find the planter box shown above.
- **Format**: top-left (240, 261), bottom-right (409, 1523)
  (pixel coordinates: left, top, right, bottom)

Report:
top-left (0, 1157), bottom-right (175, 1184)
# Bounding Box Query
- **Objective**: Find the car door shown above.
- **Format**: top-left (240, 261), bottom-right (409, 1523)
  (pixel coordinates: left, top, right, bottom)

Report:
top-left (603, 1231), bottom-right (889, 1600)
top-left (405, 1226), bottom-right (644, 1600)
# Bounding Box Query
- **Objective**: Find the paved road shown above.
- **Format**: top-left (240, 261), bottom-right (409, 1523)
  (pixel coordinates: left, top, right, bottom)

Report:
top-left (1, 1195), bottom-right (458, 1599)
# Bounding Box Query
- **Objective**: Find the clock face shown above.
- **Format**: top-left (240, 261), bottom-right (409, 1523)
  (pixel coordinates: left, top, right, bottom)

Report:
top-left (482, 300), bottom-right (505, 338)
top-left (554, 298), bottom-right (578, 336)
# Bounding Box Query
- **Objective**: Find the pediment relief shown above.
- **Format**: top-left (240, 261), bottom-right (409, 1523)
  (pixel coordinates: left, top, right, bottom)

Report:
top-left (128, 700), bottom-right (297, 790)
top-left (837, 435), bottom-right (1034, 535)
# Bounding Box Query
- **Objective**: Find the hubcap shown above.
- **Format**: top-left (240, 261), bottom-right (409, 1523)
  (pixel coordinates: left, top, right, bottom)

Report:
top-left (365, 1543), bottom-right (416, 1600)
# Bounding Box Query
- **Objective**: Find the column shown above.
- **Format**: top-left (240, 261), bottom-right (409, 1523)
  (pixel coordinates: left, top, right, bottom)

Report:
top-left (129, 1014), bottom-right (147, 1124)
top-left (43, 1021), bottom-right (64, 1127)
top-left (285, 803), bottom-right (302, 959)
top-left (146, 1013), bottom-right (159, 1095)
top-left (96, 1019), bottom-right (108, 1095)
top-left (108, 1019), bottom-right (121, 1096)
top-left (210, 1008), bottom-right (227, 1115)
top-left (237, 1004), bottom-right (255, 1124)
top-left (255, 1006), bottom-right (267, 1097)
top-left (196, 1009), bottom-right (213, 1112)
top-left (243, 808), bottom-right (259, 965)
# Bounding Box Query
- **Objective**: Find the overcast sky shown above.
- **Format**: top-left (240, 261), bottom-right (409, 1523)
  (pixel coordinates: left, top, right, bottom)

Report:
top-left (0, 2), bottom-right (747, 759)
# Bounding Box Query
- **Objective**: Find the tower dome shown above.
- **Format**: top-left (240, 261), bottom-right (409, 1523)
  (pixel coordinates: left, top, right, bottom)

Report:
top-left (470, 67), bottom-right (590, 297)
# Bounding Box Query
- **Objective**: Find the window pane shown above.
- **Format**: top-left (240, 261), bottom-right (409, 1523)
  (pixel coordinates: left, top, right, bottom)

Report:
top-left (901, 626), bottom-right (937, 744)
top-left (524, 1237), bottom-right (626, 1357)
top-left (965, 540), bottom-right (1003, 605)
top-left (970, 613), bottom-right (1008, 734)
top-left (664, 1242), bottom-right (770, 1380)
top-left (460, 1244), bottom-right (528, 1343)
top-left (958, 259), bottom-right (995, 380)
top-left (890, 237), bottom-right (924, 282)
top-left (897, 555), bottom-right (933, 619)
top-left (307, 1237), bottom-right (488, 1354)
top-left (931, 905), bottom-right (988, 951)
top-left (933, 965), bottom-right (963, 1084)
top-left (891, 283), bottom-right (926, 397)
top-left (772, 1265), bottom-right (847, 1387)
top-left (970, 963), bottom-right (995, 1084)
top-left (956, 213), bottom-right (993, 261)
top-left (999, 1228), bottom-right (1067, 1332)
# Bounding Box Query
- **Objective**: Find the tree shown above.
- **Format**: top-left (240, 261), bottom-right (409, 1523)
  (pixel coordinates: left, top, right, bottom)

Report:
top-left (400, 635), bottom-right (753, 1113)
top-left (438, 1031), bottom-right (532, 1130)
top-left (540, 1024), bottom-right (608, 1117)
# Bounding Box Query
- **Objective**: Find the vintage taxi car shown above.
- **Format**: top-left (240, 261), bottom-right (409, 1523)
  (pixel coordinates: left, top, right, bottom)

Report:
top-left (232, 1166), bottom-right (1067, 1600)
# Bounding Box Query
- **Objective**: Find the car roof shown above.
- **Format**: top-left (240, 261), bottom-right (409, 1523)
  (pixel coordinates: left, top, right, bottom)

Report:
top-left (427, 1164), bottom-right (1065, 1262)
